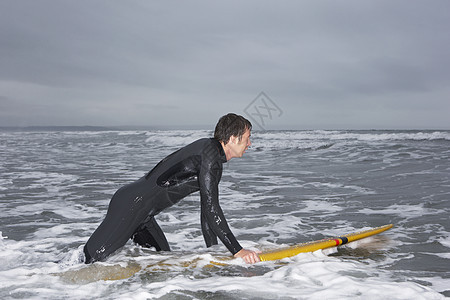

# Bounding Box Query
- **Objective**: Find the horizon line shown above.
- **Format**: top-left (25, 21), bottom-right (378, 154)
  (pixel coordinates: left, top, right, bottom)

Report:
top-left (0, 125), bottom-right (449, 132)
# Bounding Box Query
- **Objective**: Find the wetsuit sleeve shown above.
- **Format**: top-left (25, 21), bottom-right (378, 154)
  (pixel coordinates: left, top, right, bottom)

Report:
top-left (199, 149), bottom-right (243, 255)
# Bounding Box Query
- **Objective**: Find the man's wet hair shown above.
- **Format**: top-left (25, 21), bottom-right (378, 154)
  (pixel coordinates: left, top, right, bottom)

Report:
top-left (214, 113), bottom-right (252, 145)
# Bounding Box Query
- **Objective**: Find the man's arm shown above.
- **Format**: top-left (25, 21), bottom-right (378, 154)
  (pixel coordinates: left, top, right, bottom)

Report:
top-left (199, 142), bottom-right (260, 263)
top-left (198, 144), bottom-right (243, 254)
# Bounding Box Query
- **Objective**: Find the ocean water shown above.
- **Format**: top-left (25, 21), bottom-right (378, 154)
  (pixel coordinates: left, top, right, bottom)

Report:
top-left (0, 129), bottom-right (449, 299)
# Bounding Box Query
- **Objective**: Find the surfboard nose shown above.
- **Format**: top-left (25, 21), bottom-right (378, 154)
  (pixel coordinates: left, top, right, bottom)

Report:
top-left (258, 224), bottom-right (394, 262)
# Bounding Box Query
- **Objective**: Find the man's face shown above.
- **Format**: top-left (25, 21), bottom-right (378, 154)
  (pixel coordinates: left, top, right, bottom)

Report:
top-left (229, 129), bottom-right (251, 158)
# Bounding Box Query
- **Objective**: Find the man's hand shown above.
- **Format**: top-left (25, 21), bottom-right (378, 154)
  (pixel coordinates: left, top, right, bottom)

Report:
top-left (234, 248), bottom-right (261, 264)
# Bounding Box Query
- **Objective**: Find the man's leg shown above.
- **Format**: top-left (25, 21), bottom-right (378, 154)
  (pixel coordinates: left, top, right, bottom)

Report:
top-left (132, 216), bottom-right (171, 251)
top-left (84, 180), bottom-right (150, 263)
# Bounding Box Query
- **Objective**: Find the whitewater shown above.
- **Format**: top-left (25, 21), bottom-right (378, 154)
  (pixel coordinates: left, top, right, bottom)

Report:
top-left (0, 129), bottom-right (449, 299)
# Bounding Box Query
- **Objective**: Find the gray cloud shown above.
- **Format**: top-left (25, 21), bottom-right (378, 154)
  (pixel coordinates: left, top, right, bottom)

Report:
top-left (1, 0), bottom-right (449, 129)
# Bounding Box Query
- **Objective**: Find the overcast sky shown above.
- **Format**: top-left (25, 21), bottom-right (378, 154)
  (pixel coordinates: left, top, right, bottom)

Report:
top-left (1, 0), bottom-right (449, 130)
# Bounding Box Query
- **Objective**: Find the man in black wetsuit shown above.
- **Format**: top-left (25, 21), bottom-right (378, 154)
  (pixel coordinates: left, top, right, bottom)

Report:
top-left (84, 113), bottom-right (260, 264)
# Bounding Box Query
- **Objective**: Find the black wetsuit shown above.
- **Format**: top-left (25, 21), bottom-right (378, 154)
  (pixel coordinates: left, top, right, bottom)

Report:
top-left (84, 138), bottom-right (242, 263)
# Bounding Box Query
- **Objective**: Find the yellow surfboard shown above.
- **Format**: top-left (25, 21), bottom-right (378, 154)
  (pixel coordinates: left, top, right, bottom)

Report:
top-left (258, 224), bottom-right (393, 261)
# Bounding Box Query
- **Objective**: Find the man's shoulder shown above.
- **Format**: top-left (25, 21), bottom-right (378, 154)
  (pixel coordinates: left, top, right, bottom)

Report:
top-left (191, 137), bottom-right (214, 145)
top-left (159, 138), bottom-right (215, 165)
top-left (187, 138), bottom-right (217, 150)
top-left (177, 138), bottom-right (215, 155)
top-left (184, 137), bottom-right (219, 154)
top-left (194, 138), bottom-right (226, 163)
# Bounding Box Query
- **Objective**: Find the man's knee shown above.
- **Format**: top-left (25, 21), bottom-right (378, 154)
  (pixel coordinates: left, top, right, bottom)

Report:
top-left (132, 218), bottom-right (171, 251)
